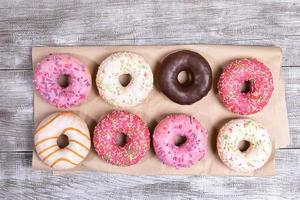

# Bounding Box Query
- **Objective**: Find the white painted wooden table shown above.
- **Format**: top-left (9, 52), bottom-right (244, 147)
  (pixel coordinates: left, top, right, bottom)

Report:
top-left (0, 1), bottom-right (299, 199)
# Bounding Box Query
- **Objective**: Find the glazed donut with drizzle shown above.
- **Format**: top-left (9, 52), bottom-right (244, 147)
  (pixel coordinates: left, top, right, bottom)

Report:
top-left (34, 112), bottom-right (91, 170)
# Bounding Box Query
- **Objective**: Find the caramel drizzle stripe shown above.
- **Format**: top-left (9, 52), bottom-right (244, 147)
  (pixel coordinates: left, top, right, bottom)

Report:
top-left (42, 148), bottom-right (60, 162)
top-left (34, 112), bottom-right (73, 135)
top-left (50, 158), bottom-right (78, 168)
top-left (61, 127), bottom-right (90, 140)
top-left (69, 140), bottom-right (89, 151)
top-left (42, 147), bottom-right (84, 163)
top-left (36, 138), bottom-right (89, 152)
top-left (65, 147), bottom-right (85, 159)
top-left (37, 144), bottom-right (57, 156)
top-left (35, 128), bottom-right (89, 148)
top-left (35, 137), bottom-right (57, 147)
top-left (35, 138), bottom-right (89, 154)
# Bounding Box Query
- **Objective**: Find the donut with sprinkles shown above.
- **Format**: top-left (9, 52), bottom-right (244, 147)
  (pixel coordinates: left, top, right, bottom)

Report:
top-left (33, 54), bottom-right (91, 109)
top-left (96, 52), bottom-right (153, 107)
top-left (153, 114), bottom-right (207, 169)
top-left (217, 58), bottom-right (273, 115)
top-left (217, 118), bottom-right (272, 173)
top-left (93, 110), bottom-right (150, 166)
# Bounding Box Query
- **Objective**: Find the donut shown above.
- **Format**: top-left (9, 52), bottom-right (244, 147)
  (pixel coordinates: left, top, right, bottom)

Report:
top-left (93, 110), bottom-right (150, 166)
top-left (33, 54), bottom-right (91, 109)
top-left (218, 58), bottom-right (273, 115)
top-left (96, 52), bottom-right (153, 107)
top-left (158, 50), bottom-right (212, 105)
top-left (34, 112), bottom-right (91, 170)
top-left (217, 118), bottom-right (272, 172)
top-left (153, 114), bottom-right (208, 168)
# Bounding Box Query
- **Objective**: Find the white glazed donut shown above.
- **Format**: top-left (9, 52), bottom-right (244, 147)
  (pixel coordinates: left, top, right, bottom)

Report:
top-left (217, 118), bottom-right (272, 173)
top-left (96, 52), bottom-right (153, 107)
top-left (34, 112), bottom-right (91, 170)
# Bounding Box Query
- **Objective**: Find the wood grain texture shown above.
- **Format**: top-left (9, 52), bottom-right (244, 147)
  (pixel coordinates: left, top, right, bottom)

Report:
top-left (0, 68), bottom-right (298, 151)
top-left (0, 0), bottom-right (299, 69)
top-left (0, 149), bottom-right (299, 199)
top-left (0, 70), bottom-right (33, 151)
top-left (284, 67), bottom-right (300, 148)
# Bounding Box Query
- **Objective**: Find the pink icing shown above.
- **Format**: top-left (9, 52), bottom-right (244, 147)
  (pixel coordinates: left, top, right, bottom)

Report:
top-left (33, 54), bottom-right (91, 109)
top-left (218, 58), bottom-right (274, 115)
top-left (153, 114), bottom-right (207, 169)
top-left (93, 110), bottom-right (150, 166)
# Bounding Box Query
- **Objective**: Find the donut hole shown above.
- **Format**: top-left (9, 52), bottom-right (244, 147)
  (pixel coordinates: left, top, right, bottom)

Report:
top-left (119, 74), bottom-right (132, 87)
top-left (115, 132), bottom-right (128, 147)
top-left (58, 74), bottom-right (70, 88)
top-left (57, 134), bottom-right (69, 149)
top-left (241, 80), bottom-right (251, 93)
top-left (177, 70), bottom-right (193, 86)
top-left (238, 140), bottom-right (251, 152)
top-left (174, 135), bottom-right (187, 147)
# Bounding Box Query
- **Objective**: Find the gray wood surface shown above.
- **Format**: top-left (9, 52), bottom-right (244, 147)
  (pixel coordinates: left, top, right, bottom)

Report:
top-left (0, 149), bottom-right (299, 200)
top-left (0, 0), bottom-right (299, 199)
top-left (0, 0), bottom-right (300, 69)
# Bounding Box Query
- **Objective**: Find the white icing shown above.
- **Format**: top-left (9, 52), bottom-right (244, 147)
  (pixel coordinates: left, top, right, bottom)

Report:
top-left (34, 112), bottom-right (91, 170)
top-left (96, 52), bottom-right (153, 107)
top-left (217, 118), bottom-right (272, 173)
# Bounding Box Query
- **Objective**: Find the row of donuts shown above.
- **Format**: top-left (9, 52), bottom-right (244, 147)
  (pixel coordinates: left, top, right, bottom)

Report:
top-left (33, 50), bottom-right (274, 115)
top-left (34, 110), bottom-right (272, 172)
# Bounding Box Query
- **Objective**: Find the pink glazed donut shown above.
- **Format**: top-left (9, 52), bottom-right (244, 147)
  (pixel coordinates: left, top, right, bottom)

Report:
top-left (218, 58), bottom-right (273, 115)
top-left (93, 110), bottom-right (150, 166)
top-left (33, 54), bottom-right (91, 109)
top-left (153, 114), bottom-right (207, 168)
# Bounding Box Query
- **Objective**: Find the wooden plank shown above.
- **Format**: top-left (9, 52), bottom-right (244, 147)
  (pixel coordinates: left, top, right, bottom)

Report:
top-left (0, 149), bottom-right (299, 199)
top-left (284, 67), bottom-right (300, 149)
top-left (0, 67), bottom-right (298, 151)
top-left (0, 70), bottom-right (33, 151)
top-left (0, 0), bottom-right (299, 69)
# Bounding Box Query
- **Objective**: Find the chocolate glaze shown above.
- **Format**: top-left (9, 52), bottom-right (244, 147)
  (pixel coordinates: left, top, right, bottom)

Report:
top-left (158, 50), bottom-right (212, 105)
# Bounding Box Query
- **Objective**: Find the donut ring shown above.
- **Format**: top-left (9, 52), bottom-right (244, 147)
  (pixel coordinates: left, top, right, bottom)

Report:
top-left (33, 54), bottom-right (91, 109)
top-left (96, 52), bottom-right (153, 107)
top-left (159, 50), bottom-right (212, 105)
top-left (93, 110), bottom-right (150, 166)
top-left (218, 58), bottom-right (274, 115)
top-left (34, 112), bottom-right (91, 170)
top-left (153, 114), bottom-right (208, 168)
top-left (217, 119), bottom-right (272, 172)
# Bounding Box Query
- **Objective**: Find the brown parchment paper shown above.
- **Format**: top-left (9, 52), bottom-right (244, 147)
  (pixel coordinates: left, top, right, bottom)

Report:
top-left (32, 45), bottom-right (290, 176)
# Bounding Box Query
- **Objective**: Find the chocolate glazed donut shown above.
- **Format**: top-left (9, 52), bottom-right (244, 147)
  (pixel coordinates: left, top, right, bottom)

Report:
top-left (158, 50), bottom-right (212, 105)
